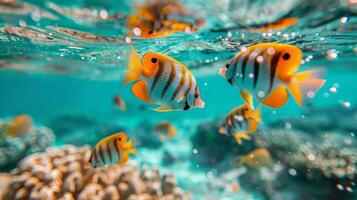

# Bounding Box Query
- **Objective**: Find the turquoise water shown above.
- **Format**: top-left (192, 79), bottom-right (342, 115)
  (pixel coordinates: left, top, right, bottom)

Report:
top-left (1, 0), bottom-right (357, 199)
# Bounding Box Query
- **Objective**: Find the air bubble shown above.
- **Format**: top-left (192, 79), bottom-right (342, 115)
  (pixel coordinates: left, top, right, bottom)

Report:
top-left (258, 91), bottom-right (265, 98)
top-left (133, 27), bottom-right (142, 36)
top-left (248, 73), bottom-right (254, 78)
top-left (329, 87), bottom-right (337, 93)
top-left (326, 49), bottom-right (338, 60)
top-left (288, 168), bottom-right (297, 176)
top-left (125, 36), bottom-right (132, 44)
top-left (192, 148), bottom-right (198, 154)
top-left (343, 101), bottom-right (351, 108)
top-left (99, 9), bottom-right (108, 20)
top-left (256, 56), bottom-right (264, 63)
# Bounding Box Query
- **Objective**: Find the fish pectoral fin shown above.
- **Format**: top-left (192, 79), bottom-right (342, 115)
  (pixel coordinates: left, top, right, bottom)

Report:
top-left (240, 90), bottom-right (253, 107)
top-left (119, 153), bottom-right (129, 165)
top-left (248, 120), bottom-right (259, 133)
top-left (132, 80), bottom-right (153, 103)
top-left (234, 132), bottom-right (251, 145)
top-left (259, 85), bottom-right (288, 108)
top-left (153, 106), bottom-right (174, 112)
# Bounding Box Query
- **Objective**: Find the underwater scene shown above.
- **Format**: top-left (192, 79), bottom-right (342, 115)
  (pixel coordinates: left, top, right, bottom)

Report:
top-left (0, 0), bottom-right (357, 199)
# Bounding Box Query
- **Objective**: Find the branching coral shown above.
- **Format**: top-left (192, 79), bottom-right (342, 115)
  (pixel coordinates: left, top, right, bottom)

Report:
top-left (2, 145), bottom-right (190, 200)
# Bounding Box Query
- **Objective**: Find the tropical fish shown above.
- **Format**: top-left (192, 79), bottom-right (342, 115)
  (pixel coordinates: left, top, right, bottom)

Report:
top-left (113, 95), bottom-right (126, 111)
top-left (3, 114), bottom-right (33, 137)
top-left (219, 104), bottom-right (261, 144)
top-left (127, 0), bottom-right (204, 38)
top-left (239, 148), bottom-right (272, 169)
top-left (153, 121), bottom-right (177, 140)
top-left (249, 17), bottom-right (298, 33)
top-left (89, 132), bottom-right (136, 168)
top-left (123, 48), bottom-right (205, 112)
top-left (219, 43), bottom-right (326, 108)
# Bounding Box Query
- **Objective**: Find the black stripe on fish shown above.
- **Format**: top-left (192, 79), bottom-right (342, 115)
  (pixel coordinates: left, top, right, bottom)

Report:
top-left (227, 56), bottom-right (239, 85)
top-left (113, 139), bottom-right (120, 161)
top-left (241, 52), bottom-right (250, 82)
top-left (150, 62), bottom-right (164, 95)
top-left (98, 145), bottom-right (105, 164)
top-left (253, 55), bottom-right (260, 89)
top-left (162, 63), bottom-right (176, 98)
top-left (183, 100), bottom-right (190, 110)
top-left (268, 52), bottom-right (282, 93)
top-left (106, 142), bottom-right (112, 162)
top-left (171, 68), bottom-right (186, 101)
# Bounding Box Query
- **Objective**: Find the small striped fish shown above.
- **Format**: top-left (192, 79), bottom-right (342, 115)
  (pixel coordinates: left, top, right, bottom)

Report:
top-left (123, 48), bottom-right (205, 112)
top-left (219, 104), bottom-right (261, 144)
top-left (219, 43), bottom-right (325, 108)
top-left (89, 132), bottom-right (136, 168)
top-left (113, 95), bottom-right (126, 111)
top-left (153, 121), bottom-right (177, 140)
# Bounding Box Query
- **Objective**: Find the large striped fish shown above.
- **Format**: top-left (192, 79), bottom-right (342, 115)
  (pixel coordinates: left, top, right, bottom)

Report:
top-left (123, 48), bottom-right (205, 112)
top-left (219, 43), bottom-right (326, 108)
top-left (89, 132), bottom-right (136, 168)
top-left (219, 104), bottom-right (261, 144)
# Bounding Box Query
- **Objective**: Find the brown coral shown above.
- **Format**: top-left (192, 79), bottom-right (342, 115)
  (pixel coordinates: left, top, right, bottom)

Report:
top-left (2, 145), bottom-right (190, 200)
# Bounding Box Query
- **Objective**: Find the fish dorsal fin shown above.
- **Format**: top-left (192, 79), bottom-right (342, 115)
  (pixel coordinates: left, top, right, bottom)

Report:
top-left (131, 80), bottom-right (153, 103)
top-left (240, 90), bottom-right (253, 107)
top-left (153, 106), bottom-right (174, 112)
top-left (124, 48), bottom-right (142, 84)
top-left (259, 85), bottom-right (288, 108)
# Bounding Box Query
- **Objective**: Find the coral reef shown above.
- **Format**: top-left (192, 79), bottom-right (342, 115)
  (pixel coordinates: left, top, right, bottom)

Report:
top-left (191, 107), bottom-right (357, 200)
top-left (2, 145), bottom-right (190, 200)
top-left (0, 118), bottom-right (55, 171)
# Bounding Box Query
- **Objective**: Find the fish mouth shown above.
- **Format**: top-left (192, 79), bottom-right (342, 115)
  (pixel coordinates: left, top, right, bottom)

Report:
top-left (194, 97), bottom-right (205, 108)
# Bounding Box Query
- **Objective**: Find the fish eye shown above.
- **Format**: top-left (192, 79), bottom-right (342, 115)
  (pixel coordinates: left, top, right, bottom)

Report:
top-left (118, 137), bottom-right (122, 141)
top-left (282, 53), bottom-right (291, 60)
top-left (194, 94), bottom-right (199, 98)
top-left (151, 58), bottom-right (158, 63)
top-left (148, 30), bottom-right (153, 34)
top-left (225, 63), bottom-right (230, 68)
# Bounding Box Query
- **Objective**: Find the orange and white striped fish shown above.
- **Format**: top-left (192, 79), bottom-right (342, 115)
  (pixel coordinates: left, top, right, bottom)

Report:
top-left (89, 132), bottom-right (136, 168)
top-left (153, 121), bottom-right (177, 140)
top-left (123, 48), bottom-right (205, 112)
top-left (219, 104), bottom-right (261, 144)
top-left (219, 43), bottom-right (326, 108)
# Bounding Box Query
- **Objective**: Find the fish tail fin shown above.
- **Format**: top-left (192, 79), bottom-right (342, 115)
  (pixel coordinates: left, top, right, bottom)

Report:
top-left (253, 107), bottom-right (262, 122)
top-left (287, 69), bottom-right (326, 106)
top-left (234, 132), bottom-right (251, 145)
top-left (123, 48), bottom-right (142, 84)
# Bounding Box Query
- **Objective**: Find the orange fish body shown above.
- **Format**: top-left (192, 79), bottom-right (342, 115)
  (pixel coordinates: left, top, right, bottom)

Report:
top-left (123, 48), bottom-right (205, 112)
top-left (249, 17), bottom-right (298, 33)
top-left (240, 148), bottom-right (272, 169)
top-left (219, 104), bottom-right (261, 144)
top-left (89, 132), bottom-right (136, 168)
top-left (5, 114), bottom-right (33, 137)
top-left (113, 95), bottom-right (126, 111)
top-left (219, 43), bottom-right (325, 108)
top-left (153, 121), bottom-right (177, 140)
